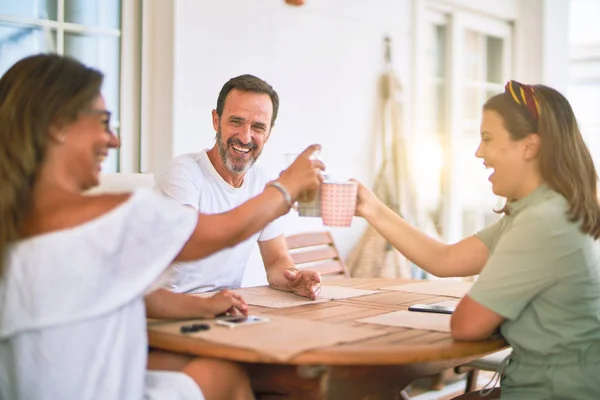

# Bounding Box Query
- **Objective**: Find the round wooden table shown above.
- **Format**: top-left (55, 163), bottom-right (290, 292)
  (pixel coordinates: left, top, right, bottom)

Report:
top-left (148, 278), bottom-right (507, 399)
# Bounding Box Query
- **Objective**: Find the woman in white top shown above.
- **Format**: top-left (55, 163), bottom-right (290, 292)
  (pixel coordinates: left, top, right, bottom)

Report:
top-left (0, 54), bottom-right (324, 400)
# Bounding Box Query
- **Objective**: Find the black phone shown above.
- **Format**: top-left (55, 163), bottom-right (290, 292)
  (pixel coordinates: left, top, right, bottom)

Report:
top-left (408, 303), bottom-right (454, 315)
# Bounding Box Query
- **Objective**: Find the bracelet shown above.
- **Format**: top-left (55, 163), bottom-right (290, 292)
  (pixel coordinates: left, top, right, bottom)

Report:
top-left (269, 181), bottom-right (292, 207)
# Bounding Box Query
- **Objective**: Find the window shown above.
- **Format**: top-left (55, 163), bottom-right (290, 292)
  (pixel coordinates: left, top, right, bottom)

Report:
top-left (413, 11), bottom-right (447, 236)
top-left (568, 0), bottom-right (600, 169)
top-left (458, 28), bottom-right (507, 238)
top-left (415, 7), bottom-right (511, 244)
top-left (0, 0), bottom-right (139, 173)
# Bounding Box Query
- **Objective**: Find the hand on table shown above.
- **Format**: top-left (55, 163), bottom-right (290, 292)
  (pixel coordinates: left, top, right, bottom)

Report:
top-left (202, 290), bottom-right (248, 318)
top-left (283, 269), bottom-right (322, 300)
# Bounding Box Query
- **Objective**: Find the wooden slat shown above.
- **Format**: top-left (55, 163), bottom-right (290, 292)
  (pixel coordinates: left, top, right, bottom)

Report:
top-left (285, 231), bottom-right (350, 277)
top-left (297, 261), bottom-right (345, 276)
top-left (320, 308), bottom-right (395, 324)
top-left (353, 329), bottom-right (426, 346)
top-left (262, 302), bottom-right (340, 316)
top-left (321, 278), bottom-right (389, 288)
top-left (290, 247), bottom-right (339, 264)
top-left (323, 278), bottom-right (414, 289)
top-left (399, 332), bottom-right (448, 345)
top-left (338, 291), bottom-right (440, 307)
top-left (290, 305), bottom-right (368, 320)
top-left (285, 231), bottom-right (333, 249)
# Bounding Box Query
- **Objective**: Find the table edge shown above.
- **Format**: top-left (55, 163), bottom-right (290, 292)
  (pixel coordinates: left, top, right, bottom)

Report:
top-left (148, 330), bottom-right (508, 366)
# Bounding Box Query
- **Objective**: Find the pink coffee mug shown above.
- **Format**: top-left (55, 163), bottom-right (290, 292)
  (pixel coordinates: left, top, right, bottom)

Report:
top-left (320, 181), bottom-right (358, 227)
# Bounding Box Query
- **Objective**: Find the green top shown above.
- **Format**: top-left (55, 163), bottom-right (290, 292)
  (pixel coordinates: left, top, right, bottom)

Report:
top-left (470, 184), bottom-right (600, 363)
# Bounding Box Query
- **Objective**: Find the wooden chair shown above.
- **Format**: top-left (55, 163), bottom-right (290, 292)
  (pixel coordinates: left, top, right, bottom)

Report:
top-left (285, 231), bottom-right (349, 279)
top-left (286, 231), bottom-right (412, 399)
top-left (454, 348), bottom-right (512, 393)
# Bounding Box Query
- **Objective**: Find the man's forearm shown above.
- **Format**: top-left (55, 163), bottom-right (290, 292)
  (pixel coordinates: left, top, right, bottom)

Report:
top-left (145, 288), bottom-right (208, 319)
top-left (266, 261), bottom-right (296, 292)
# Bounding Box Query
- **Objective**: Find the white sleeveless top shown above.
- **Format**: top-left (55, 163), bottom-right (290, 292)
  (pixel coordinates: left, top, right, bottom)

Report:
top-left (0, 189), bottom-right (203, 400)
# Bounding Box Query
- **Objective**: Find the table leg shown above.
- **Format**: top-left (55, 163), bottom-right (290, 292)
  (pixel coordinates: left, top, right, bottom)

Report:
top-left (249, 364), bottom-right (324, 399)
top-left (248, 358), bottom-right (473, 400)
top-left (323, 359), bottom-right (474, 400)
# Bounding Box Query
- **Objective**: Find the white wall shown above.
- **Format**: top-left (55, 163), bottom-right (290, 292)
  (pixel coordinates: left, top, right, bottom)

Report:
top-left (170, 0), bottom-right (411, 176)
top-left (144, 0), bottom-right (412, 286)
top-left (140, 0), bottom-right (175, 175)
top-left (140, 0), bottom-right (564, 286)
top-left (513, 0), bottom-right (570, 92)
top-left (428, 0), bottom-right (518, 20)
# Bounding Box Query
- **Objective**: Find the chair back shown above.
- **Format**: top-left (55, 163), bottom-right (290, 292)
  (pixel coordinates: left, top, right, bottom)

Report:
top-left (86, 173), bottom-right (155, 194)
top-left (285, 231), bottom-right (349, 279)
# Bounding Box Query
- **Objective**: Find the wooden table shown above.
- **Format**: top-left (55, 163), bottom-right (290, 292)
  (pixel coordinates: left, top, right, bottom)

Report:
top-left (148, 278), bottom-right (507, 399)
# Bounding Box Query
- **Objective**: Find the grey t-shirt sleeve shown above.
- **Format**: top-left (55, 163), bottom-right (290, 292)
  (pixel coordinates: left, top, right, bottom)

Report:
top-left (155, 156), bottom-right (201, 209)
top-left (468, 211), bottom-right (568, 320)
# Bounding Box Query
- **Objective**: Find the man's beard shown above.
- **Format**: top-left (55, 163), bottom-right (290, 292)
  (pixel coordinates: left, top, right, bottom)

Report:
top-left (216, 130), bottom-right (260, 174)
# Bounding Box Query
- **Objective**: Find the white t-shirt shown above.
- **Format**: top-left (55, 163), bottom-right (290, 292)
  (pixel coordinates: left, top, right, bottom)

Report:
top-left (0, 189), bottom-right (204, 400)
top-left (155, 150), bottom-right (284, 293)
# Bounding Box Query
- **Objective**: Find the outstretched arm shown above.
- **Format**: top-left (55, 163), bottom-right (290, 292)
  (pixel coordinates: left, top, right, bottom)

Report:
top-left (354, 180), bottom-right (489, 277)
top-left (175, 144), bottom-right (325, 263)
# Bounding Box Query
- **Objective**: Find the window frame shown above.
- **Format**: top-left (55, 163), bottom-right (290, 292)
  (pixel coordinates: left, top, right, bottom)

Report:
top-left (413, 2), bottom-right (513, 244)
top-left (0, 0), bottom-right (142, 173)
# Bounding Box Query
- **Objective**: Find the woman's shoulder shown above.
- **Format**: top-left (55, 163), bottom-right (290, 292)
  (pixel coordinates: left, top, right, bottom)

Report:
top-left (69, 192), bottom-right (133, 222)
top-left (516, 190), bottom-right (588, 241)
top-left (520, 190), bottom-right (568, 221)
top-left (3, 189), bottom-right (197, 339)
top-left (19, 189), bottom-right (157, 243)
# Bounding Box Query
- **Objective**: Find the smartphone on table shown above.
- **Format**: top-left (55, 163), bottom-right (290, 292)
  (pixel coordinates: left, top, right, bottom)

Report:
top-left (215, 315), bottom-right (270, 329)
top-left (408, 304), bottom-right (454, 315)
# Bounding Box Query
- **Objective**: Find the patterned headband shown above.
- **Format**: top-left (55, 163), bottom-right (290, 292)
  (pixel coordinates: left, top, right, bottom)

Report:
top-left (504, 80), bottom-right (541, 125)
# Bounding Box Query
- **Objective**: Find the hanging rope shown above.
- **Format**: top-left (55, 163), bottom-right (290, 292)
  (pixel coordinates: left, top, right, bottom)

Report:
top-left (347, 36), bottom-right (440, 279)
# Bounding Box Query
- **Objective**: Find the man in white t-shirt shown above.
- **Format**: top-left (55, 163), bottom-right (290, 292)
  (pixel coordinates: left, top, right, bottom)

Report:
top-left (145, 75), bottom-right (322, 319)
